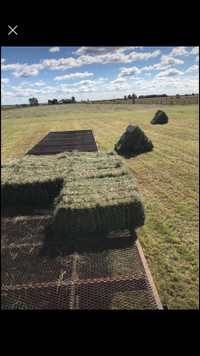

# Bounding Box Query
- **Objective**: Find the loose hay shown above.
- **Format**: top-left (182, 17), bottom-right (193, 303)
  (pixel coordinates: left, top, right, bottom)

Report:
top-left (1, 151), bottom-right (145, 237)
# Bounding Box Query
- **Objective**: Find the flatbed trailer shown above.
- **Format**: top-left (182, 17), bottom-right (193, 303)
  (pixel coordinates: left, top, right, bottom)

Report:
top-left (1, 131), bottom-right (163, 310)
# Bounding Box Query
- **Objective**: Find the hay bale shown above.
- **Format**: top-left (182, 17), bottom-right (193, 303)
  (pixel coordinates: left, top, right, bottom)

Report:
top-left (1, 151), bottom-right (145, 236)
top-left (151, 110), bottom-right (168, 124)
top-left (1, 155), bottom-right (65, 207)
top-left (53, 174), bottom-right (145, 237)
top-left (115, 124), bottom-right (153, 155)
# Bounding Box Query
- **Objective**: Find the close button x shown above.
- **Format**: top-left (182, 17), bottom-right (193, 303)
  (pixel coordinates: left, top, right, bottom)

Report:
top-left (8, 25), bottom-right (18, 35)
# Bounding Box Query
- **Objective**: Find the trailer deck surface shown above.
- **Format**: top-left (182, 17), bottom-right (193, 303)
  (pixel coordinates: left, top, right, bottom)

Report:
top-left (1, 130), bottom-right (163, 309)
top-left (1, 214), bottom-right (162, 309)
top-left (25, 130), bottom-right (98, 155)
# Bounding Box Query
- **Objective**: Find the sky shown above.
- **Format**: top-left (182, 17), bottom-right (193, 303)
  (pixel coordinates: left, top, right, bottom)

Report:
top-left (1, 46), bottom-right (199, 105)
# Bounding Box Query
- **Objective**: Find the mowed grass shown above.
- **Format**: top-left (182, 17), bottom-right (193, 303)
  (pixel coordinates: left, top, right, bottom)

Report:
top-left (1, 103), bottom-right (199, 309)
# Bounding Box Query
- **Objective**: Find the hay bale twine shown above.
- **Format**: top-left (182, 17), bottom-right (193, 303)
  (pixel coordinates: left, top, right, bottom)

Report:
top-left (115, 124), bottom-right (153, 156)
top-left (151, 110), bottom-right (168, 124)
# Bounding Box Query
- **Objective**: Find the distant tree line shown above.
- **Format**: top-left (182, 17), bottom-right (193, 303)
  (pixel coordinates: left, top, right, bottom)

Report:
top-left (48, 97), bottom-right (76, 105)
top-left (138, 94), bottom-right (168, 99)
top-left (123, 93), bottom-right (137, 103)
top-left (138, 93), bottom-right (198, 99)
top-left (48, 99), bottom-right (59, 105)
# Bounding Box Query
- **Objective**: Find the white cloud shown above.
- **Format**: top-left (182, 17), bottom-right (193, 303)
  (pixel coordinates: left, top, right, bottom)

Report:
top-left (9, 85), bottom-right (40, 97)
top-left (142, 63), bottom-right (167, 71)
top-left (1, 49), bottom-right (161, 77)
top-left (75, 79), bottom-right (95, 86)
top-left (107, 65), bottom-right (141, 91)
top-left (41, 57), bottom-right (77, 70)
top-left (13, 68), bottom-right (38, 78)
top-left (20, 81), bottom-right (30, 86)
top-left (1, 77), bottom-right (107, 103)
top-left (169, 47), bottom-right (188, 56)
top-left (1, 62), bottom-right (23, 71)
top-left (110, 77), bottom-right (126, 84)
top-left (160, 55), bottom-right (184, 66)
top-left (2, 70), bottom-right (199, 105)
top-left (49, 47), bottom-right (60, 53)
top-left (2, 46), bottom-right (199, 105)
top-left (169, 46), bottom-right (199, 57)
top-left (1, 58), bottom-right (6, 63)
top-left (128, 50), bottom-right (161, 62)
top-left (40, 85), bottom-right (60, 94)
top-left (54, 71), bottom-right (94, 80)
top-left (186, 65), bottom-right (199, 73)
top-left (29, 81), bottom-right (46, 87)
top-left (74, 47), bottom-right (142, 56)
top-left (189, 47), bottom-right (199, 55)
top-left (141, 55), bottom-right (184, 72)
top-left (132, 75), bottom-right (199, 96)
top-left (1, 78), bottom-right (9, 84)
top-left (118, 66), bottom-right (141, 78)
top-left (156, 68), bottom-right (184, 77)
top-left (42, 49), bottom-right (160, 69)
top-left (70, 78), bottom-right (105, 93)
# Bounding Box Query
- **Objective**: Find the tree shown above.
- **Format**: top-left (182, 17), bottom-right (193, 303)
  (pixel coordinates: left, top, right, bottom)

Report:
top-left (132, 93), bottom-right (137, 104)
top-left (52, 99), bottom-right (58, 105)
top-left (29, 97), bottom-right (38, 106)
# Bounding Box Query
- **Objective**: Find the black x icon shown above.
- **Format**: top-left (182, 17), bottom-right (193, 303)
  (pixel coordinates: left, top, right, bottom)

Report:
top-left (8, 25), bottom-right (18, 35)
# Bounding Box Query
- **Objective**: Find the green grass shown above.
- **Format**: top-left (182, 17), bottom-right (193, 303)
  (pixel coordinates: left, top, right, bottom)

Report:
top-left (1, 103), bottom-right (199, 309)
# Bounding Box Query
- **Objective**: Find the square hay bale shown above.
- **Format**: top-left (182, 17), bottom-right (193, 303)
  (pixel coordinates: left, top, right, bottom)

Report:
top-left (1, 155), bottom-right (65, 207)
top-left (1, 151), bottom-right (145, 237)
top-left (53, 172), bottom-right (145, 238)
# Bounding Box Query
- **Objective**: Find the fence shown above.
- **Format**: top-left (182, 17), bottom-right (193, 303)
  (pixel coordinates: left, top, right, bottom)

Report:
top-left (135, 96), bottom-right (199, 105)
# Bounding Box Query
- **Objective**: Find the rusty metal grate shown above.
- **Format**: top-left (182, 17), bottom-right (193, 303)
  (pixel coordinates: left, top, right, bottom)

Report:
top-left (25, 130), bottom-right (98, 155)
top-left (1, 216), bottom-right (163, 309)
top-left (2, 130), bottom-right (163, 309)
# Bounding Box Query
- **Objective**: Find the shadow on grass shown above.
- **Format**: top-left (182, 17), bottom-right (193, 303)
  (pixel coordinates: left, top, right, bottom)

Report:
top-left (115, 149), bottom-right (153, 159)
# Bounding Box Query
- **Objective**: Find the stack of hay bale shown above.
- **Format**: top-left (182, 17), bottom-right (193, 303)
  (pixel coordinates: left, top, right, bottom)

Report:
top-left (115, 124), bottom-right (153, 156)
top-left (1, 151), bottom-right (145, 238)
top-left (151, 110), bottom-right (168, 124)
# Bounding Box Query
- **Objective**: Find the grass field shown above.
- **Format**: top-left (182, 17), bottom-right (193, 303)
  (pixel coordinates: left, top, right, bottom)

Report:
top-left (1, 103), bottom-right (199, 309)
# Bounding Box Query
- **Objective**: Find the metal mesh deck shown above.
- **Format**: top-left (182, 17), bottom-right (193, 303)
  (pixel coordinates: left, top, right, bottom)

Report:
top-left (1, 215), bottom-right (162, 309)
top-left (2, 130), bottom-right (163, 310)
top-left (25, 130), bottom-right (98, 155)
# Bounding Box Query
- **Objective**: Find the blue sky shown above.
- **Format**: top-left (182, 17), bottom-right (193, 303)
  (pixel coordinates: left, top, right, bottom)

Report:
top-left (1, 46), bottom-right (199, 105)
